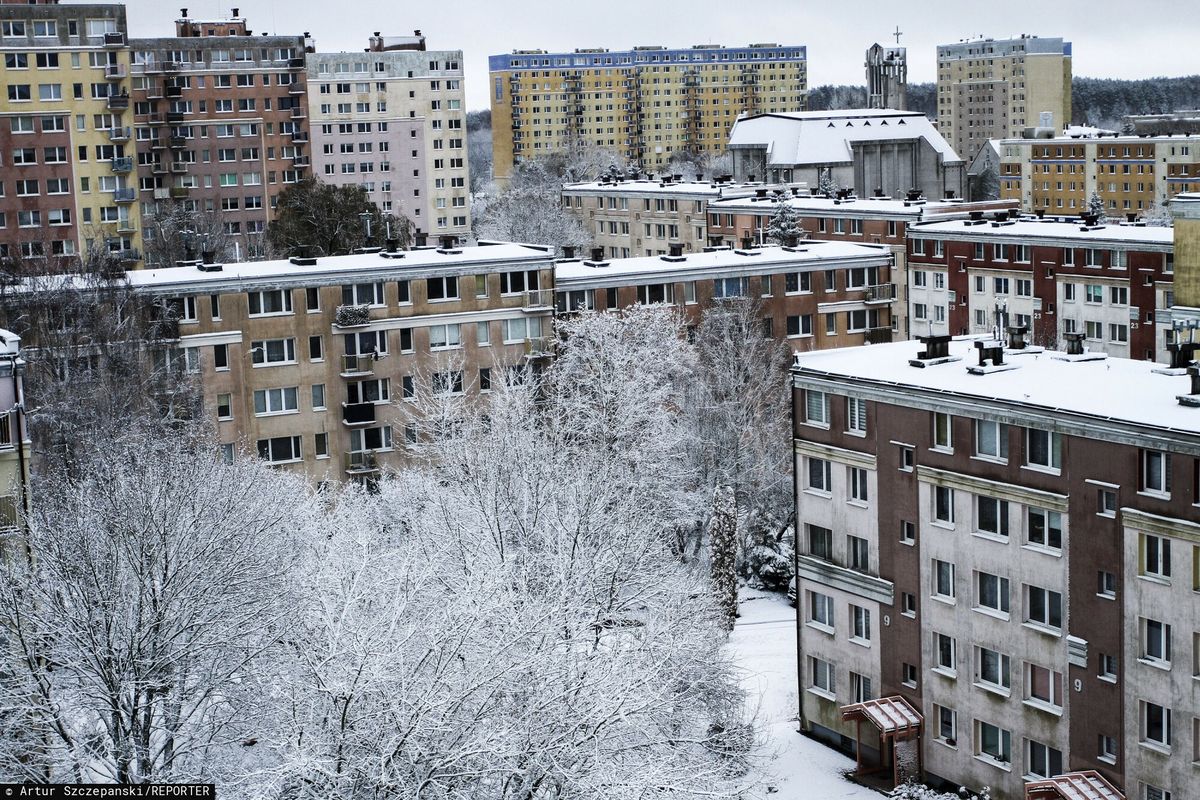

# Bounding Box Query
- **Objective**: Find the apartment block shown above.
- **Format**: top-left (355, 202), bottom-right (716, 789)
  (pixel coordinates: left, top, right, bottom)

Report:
top-left (489, 43), bottom-right (807, 180)
top-left (707, 192), bottom-right (1018, 339)
top-left (728, 109), bottom-right (966, 200)
top-left (791, 334), bottom-right (1199, 800)
top-left (936, 36), bottom-right (1071, 164)
top-left (562, 176), bottom-right (776, 258)
top-left (553, 240), bottom-right (895, 351)
top-left (0, 1), bottom-right (140, 269)
top-left (0, 328), bottom-right (29, 546)
top-left (3, 242), bottom-right (556, 484)
top-left (127, 10), bottom-right (311, 264)
top-left (999, 133), bottom-right (1200, 215)
top-left (907, 213), bottom-right (1175, 362)
top-left (308, 32), bottom-right (469, 239)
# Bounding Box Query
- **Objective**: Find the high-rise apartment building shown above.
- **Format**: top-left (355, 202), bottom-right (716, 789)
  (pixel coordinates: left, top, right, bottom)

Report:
top-left (936, 36), bottom-right (1071, 164)
top-left (791, 332), bottom-right (1199, 800)
top-left (128, 9), bottom-right (311, 264)
top-left (489, 43), bottom-right (807, 180)
top-left (0, 1), bottom-right (140, 269)
top-left (999, 132), bottom-right (1200, 215)
top-left (308, 32), bottom-right (470, 241)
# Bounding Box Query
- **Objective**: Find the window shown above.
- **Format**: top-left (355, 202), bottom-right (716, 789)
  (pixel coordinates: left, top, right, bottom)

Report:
top-left (476, 321), bottom-right (491, 346)
top-left (975, 419), bottom-right (1008, 460)
top-left (902, 662), bottom-right (918, 688)
top-left (314, 433), bottom-right (328, 459)
top-left (213, 344), bottom-right (228, 371)
top-left (848, 467), bottom-right (868, 503)
top-left (1140, 533), bottom-right (1172, 580)
top-left (248, 288), bottom-right (293, 316)
top-left (849, 671), bottom-right (872, 702)
top-left (933, 412), bottom-right (952, 450)
top-left (308, 336), bottom-right (323, 361)
top-left (976, 721), bottom-right (1012, 766)
top-left (809, 656), bottom-right (835, 695)
top-left (1141, 618), bottom-right (1171, 665)
top-left (901, 592), bottom-right (917, 616)
top-left (350, 426), bottom-right (392, 453)
top-left (900, 520), bottom-right (916, 545)
top-left (785, 272), bottom-right (811, 294)
top-left (1026, 740), bottom-right (1063, 779)
top-left (934, 705), bottom-right (957, 745)
top-left (341, 282), bottom-right (384, 306)
top-left (807, 458), bottom-right (832, 493)
top-left (1098, 570), bottom-right (1117, 598)
top-left (251, 338), bottom-right (297, 365)
top-left (976, 496), bottom-right (1009, 539)
top-left (1098, 734), bottom-right (1117, 764)
top-left (311, 384), bottom-right (326, 411)
top-left (1025, 585), bottom-right (1063, 631)
top-left (804, 390), bottom-right (829, 426)
top-left (1097, 488), bottom-right (1117, 516)
top-left (976, 646), bottom-right (1011, 691)
top-left (846, 397), bottom-right (867, 434)
top-left (426, 275), bottom-right (459, 301)
top-left (807, 524), bottom-right (833, 561)
top-left (257, 436), bottom-right (301, 464)
top-left (503, 316), bottom-right (541, 343)
top-left (933, 632), bottom-right (956, 673)
top-left (346, 379), bottom-right (388, 405)
top-left (933, 560), bottom-right (955, 600)
top-left (1099, 653), bottom-right (1118, 681)
top-left (1027, 508), bottom-right (1063, 551)
top-left (1141, 701), bottom-right (1172, 749)
top-left (1024, 662), bottom-right (1063, 711)
top-left (976, 572), bottom-right (1010, 616)
top-left (934, 486), bottom-right (954, 524)
top-left (432, 371), bottom-right (464, 395)
top-left (900, 447), bottom-right (914, 472)
top-left (1026, 429), bottom-right (1061, 470)
top-left (428, 323), bottom-right (461, 350)
top-left (216, 393), bottom-right (232, 420)
top-left (253, 387), bottom-right (299, 416)
top-left (1141, 449), bottom-right (1171, 496)
top-left (500, 269), bottom-right (540, 295)
top-left (786, 314), bottom-right (813, 337)
top-left (847, 535), bottom-right (869, 572)
top-left (808, 591), bottom-right (834, 629)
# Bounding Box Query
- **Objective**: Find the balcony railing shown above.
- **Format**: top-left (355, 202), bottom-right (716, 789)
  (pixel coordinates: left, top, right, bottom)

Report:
top-left (290, 130), bottom-right (309, 142)
top-left (341, 402), bottom-right (377, 426)
top-left (288, 57), bottom-right (305, 69)
top-left (168, 135), bottom-right (186, 148)
top-left (113, 188), bottom-right (136, 203)
top-left (169, 162), bottom-right (188, 174)
top-left (865, 327), bottom-right (893, 345)
top-left (110, 156), bottom-right (133, 173)
top-left (522, 289), bottom-right (554, 310)
top-left (334, 304), bottom-right (370, 328)
top-left (291, 155), bottom-right (310, 167)
top-left (108, 126), bottom-right (131, 142)
top-left (103, 32), bottom-right (126, 47)
top-left (106, 94), bottom-right (130, 110)
top-left (116, 219), bottom-right (136, 234)
top-left (340, 354), bottom-right (375, 377)
top-left (344, 451), bottom-right (379, 474)
top-left (104, 64), bottom-right (127, 80)
top-left (864, 283), bottom-right (896, 303)
top-left (169, 186), bottom-right (190, 199)
top-left (147, 113), bottom-right (165, 126)
top-left (165, 111), bottom-right (185, 123)
top-left (524, 336), bottom-right (554, 358)
top-left (165, 85), bottom-right (183, 98)
top-left (290, 107), bottom-right (306, 119)
top-left (153, 188), bottom-right (171, 200)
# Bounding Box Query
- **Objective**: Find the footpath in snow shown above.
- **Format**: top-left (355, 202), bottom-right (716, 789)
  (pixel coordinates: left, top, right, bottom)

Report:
top-left (729, 589), bottom-right (882, 799)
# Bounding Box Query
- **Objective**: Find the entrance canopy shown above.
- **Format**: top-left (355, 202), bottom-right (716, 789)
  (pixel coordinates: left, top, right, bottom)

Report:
top-left (1025, 771), bottom-right (1124, 800)
top-left (840, 695), bottom-right (922, 740)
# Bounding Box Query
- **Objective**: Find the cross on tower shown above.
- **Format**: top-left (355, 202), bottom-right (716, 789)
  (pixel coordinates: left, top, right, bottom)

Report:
top-left (893, 25), bottom-right (903, 45)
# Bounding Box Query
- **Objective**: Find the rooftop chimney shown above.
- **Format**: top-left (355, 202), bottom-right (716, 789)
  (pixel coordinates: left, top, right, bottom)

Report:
top-left (589, 246), bottom-right (605, 263)
top-left (1063, 332), bottom-right (1086, 356)
top-left (385, 237), bottom-right (400, 253)
top-left (1007, 325), bottom-right (1028, 350)
top-left (668, 242), bottom-right (684, 258)
top-left (560, 245), bottom-right (577, 260)
top-left (231, 7), bottom-right (239, 16)
top-left (974, 339), bottom-right (1006, 368)
top-left (909, 334), bottom-right (955, 367)
top-left (437, 235), bottom-right (459, 252)
top-left (906, 188), bottom-right (922, 201)
top-left (413, 231), bottom-right (428, 248)
top-left (1167, 341), bottom-right (1198, 369)
top-left (783, 233), bottom-right (800, 248)
top-left (755, 188), bottom-right (768, 199)
top-left (1179, 364), bottom-right (1200, 407)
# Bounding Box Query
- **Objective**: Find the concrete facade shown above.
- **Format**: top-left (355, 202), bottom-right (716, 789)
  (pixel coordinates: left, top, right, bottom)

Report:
top-left (936, 36), bottom-right (1072, 164)
top-left (308, 35), bottom-right (469, 240)
top-left (489, 43), bottom-right (808, 180)
top-left (0, 328), bottom-right (29, 549)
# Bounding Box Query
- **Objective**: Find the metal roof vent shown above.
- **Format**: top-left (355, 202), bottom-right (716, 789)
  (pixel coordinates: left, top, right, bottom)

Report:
top-left (908, 334), bottom-right (960, 368)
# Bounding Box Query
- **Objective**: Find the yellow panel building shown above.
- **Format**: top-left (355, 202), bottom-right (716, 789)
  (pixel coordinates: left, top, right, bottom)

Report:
top-left (488, 43), bottom-right (807, 181)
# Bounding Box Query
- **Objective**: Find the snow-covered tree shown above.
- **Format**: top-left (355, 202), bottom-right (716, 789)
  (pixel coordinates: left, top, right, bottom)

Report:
top-left (766, 196), bottom-right (804, 245)
top-left (1087, 191), bottom-right (1107, 221)
top-left (890, 781), bottom-right (991, 800)
top-left (0, 432), bottom-right (315, 784)
top-left (818, 169), bottom-right (840, 197)
top-left (473, 181), bottom-right (592, 255)
top-left (1141, 201), bottom-right (1174, 227)
top-left (709, 485), bottom-right (739, 631)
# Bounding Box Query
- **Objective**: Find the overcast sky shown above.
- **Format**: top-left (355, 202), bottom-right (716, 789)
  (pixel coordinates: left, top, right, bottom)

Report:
top-left (124, 0), bottom-right (1200, 110)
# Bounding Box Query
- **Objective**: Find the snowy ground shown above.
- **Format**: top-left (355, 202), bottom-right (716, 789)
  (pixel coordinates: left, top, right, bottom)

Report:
top-left (729, 589), bottom-right (883, 799)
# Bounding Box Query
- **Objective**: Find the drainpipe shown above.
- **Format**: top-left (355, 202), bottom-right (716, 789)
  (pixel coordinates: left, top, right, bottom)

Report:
top-left (790, 370), bottom-right (807, 733)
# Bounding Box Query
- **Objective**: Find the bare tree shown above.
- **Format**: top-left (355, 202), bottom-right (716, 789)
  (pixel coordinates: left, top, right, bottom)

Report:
top-left (0, 433), bottom-right (315, 784)
top-left (141, 203), bottom-right (235, 268)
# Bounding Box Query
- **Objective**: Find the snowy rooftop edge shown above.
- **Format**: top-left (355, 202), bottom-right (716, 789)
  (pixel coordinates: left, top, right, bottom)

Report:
top-left (909, 217), bottom-right (1174, 246)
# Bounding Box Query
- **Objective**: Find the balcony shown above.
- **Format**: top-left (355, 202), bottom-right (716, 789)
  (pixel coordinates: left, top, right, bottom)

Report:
top-left (865, 327), bottom-right (893, 345)
top-left (288, 83), bottom-right (304, 95)
top-left (169, 162), bottom-right (188, 174)
top-left (106, 94), bottom-right (130, 111)
top-left (104, 64), bottom-right (127, 80)
top-left (165, 111), bottom-right (185, 123)
top-left (162, 61), bottom-right (180, 73)
top-left (153, 188), bottom-right (171, 200)
top-left (334, 304), bottom-right (370, 328)
top-left (291, 155), bottom-right (310, 167)
top-left (864, 283), bottom-right (896, 303)
top-left (149, 137), bottom-right (165, 150)
top-left (145, 83), bottom-right (163, 99)
top-left (151, 161), bottom-right (167, 174)
top-left (111, 156), bottom-right (133, 173)
top-left (113, 188), bottom-right (136, 203)
top-left (290, 107), bottom-right (306, 120)
top-left (116, 219), bottom-right (136, 234)
top-left (290, 130), bottom-right (309, 143)
top-left (169, 186), bottom-right (190, 199)
top-left (147, 113), bottom-right (165, 126)
top-left (522, 289), bottom-right (554, 310)
top-left (168, 135), bottom-right (186, 148)
top-left (340, 354), bottom-right (375, 378)
top-left (108, 126), bottom-right (131, 142)
top-left (341, 402), bottom-right (377, 427)
top-left (288, 57), bottom-right (305, 69)
top-left (165, 85), bottom-right (183, 99)
top-left (103, 32), bottom-right (126, 48)
top-left (523, 336), bottom-right (554, 358)
top-left (148, 317), bottom-right (180, 340)
top-left (344, 451), bottom-right (379, 474)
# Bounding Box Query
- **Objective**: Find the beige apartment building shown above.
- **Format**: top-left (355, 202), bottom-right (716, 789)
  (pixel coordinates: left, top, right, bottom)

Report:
top-left (308, 32), bottom-right (470, 240)
top-left (0, 329), bottom-right (29, 545)
top-left (999, 133), bottom-right (1200, 215)
top-left (936, 36), bottom-right (1071, 164)
top-left (489, 43), bottom-right (807, 180)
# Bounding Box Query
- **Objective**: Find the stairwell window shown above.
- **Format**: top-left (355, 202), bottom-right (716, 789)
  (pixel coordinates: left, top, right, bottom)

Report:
top-left (846, 397), bottom-right (867, 434)
top-left (804, 390), bottom-right (829, 427)
top-left (1140, 449), bottom-right (1170, 497)
top-left (1139, 533), bottom-right (1172, 580)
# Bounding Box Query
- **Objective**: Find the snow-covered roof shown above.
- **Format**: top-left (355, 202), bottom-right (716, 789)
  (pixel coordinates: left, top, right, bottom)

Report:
top-left (1000, 131), bottom-right (1200, 145)
top-left (1025, 771), bottom-right (1124, 800)
top-left (728, 109), bottom-right (962, 167)
top-left (840, 696), bottom-right (922, 738)
top-left (909, 216), bottom-right (1174, 250)
top-left (708, 194), bottom-right (1016, 221)
top-left (561, 179), bottom-right (784, 200)
top-left (22, 243), bottom-right (555, 297)
top-left (792, 337), bottom-right (1200, 448)
top-left (554, 241), bottom-right (890, 289)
